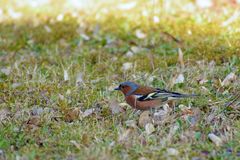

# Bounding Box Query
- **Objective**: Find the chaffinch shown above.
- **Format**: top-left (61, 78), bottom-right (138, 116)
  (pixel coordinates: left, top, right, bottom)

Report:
top-left (115, 81), bottom-right (197, 110)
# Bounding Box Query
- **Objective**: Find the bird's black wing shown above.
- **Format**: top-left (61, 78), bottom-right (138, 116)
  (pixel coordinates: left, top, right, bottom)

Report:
top-left (137, 88), bottom-right (197, 101)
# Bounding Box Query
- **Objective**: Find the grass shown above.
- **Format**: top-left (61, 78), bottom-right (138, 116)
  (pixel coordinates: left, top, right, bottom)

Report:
top-left (0, 0), bottom-right (240, 159)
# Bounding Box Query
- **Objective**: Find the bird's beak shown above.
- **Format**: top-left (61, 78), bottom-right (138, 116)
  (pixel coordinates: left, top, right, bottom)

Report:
top-left (114, 87), bottom-right (120, 91)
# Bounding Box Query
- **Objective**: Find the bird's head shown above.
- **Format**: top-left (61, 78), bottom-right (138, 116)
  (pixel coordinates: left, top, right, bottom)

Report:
top-left (114, 81), bottom-right (139, 96)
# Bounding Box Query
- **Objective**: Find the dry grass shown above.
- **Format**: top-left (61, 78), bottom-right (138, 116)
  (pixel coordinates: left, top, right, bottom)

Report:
top-left (0, 0), bottom-right (240, 159)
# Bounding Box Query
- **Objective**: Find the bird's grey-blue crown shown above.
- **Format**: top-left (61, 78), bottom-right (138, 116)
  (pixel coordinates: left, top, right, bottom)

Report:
top-left (120, 81), bottom-right (139, 96)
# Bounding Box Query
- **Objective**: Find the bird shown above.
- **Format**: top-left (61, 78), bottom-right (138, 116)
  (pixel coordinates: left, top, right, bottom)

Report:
top-left (114, 81), bottom-right (197, 110)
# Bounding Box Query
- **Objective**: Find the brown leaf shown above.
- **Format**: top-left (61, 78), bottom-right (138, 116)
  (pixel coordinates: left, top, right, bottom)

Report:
top-left (208, 133), bottom-right (223, 146)
top-left (109, 99), bottom-right (124, 115)
top-left (138, 111), bottom-right (152, 128)
top-left (64, 108), bottom-right (81, 122)
top-left (221, 72), bottom-right (237, 86)
top-left (81, 133), bottom-right (90, 146)
top-left (26, 116), bottom-right (41, 126)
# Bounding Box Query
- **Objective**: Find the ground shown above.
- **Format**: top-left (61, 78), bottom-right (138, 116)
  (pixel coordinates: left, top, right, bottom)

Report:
top-left (0, 0), bottom-right (240, 159)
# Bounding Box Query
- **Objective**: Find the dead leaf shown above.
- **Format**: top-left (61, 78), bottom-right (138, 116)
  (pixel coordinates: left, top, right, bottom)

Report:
top-left (31, 106), bottom-right (44, 116)
top-left (135, 29), bottom-right (146, 39)
top-left (26, 116), bottom-right (41, 131)
top-left (109, 99), bottom-right (124, 115)
top-left (65, 108), bottom-right (82, 122)
top-left (131, 46), bottom-right (142, 53)
top-left (80, 33), bottom-right (90, 41)
top-left (145, 123), bottom-right (155, 135)
top-left (221, 72), bottom-right (237, 86)
top-left (58, 94), bottom-right (64, 101)
top-left (81, 133), bottom-right (90, 146)
top-left (12, 82), bottom-right (22, 88)
top-left (122, 62), bottom-right (133, 71)
top-left (83, 108), bottom-right (95, 118)
top-left (167, 148), bottom-right (179, 156)
top-left (153, 110), bottom-right (168, 122)
top-left (125, 120), bottom-right (137, 128)
top-left (174, 73), bottom-right (185, 84)
top-left (0, 67), bottom-right (11, 75)
top-left (138, 111), bottom-right (152, 128)
top-left (125, 51), bottom-right (134, 57)
top-left (208, 133), bottom-right (223, 146)
top-left (0, 108), bottom-right (11, 121)
top-left (44, 25), bottom-right (52, 33)
top-left (179, 104), bottom-right (193, 116)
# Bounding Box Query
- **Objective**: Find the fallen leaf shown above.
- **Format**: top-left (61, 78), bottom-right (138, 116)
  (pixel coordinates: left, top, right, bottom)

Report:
top-left (44, 25), bottom-right (52, 33)
top-left (179, 104), bottom-right (193, 116)
top-left (131, 46), bottom-right (142, 53)
top-left (153, 110), bottom-right (168, 122)
top-left (58, 94), bottom-right (65, 101)
top-left (109, 99), bottom-right (124, 115)
top-left (208, 133), bottom-right (223, 146)
top-left (80, 33), bottom-right (90, 41)
top-left (138, 111), bottom-right (152, 128)
top-left (31, 106), bottom-right (44, 116)
top-left (0, 67), bottom-right (11, 75)
top-left (122, 62), bottom-right (133, 71)
top-left (12, 82), bottom-right (22, 88)
top-left (167, 148), bottom-right (179, 156)
top-left (125, 120), bottom-right (137, 128)
top-left (81, 133), bottom-right (90, 146)
top-left (145, 123), bottom-right (155, 135)
top-left (0, 108), bottom-right (10, 121)
top-left (174, 73), bottom-right (185, 84)
top-left (26, 116), bottom-right (41, 126)
top-left (125, 51), bottom-right (134, 57)
top-left (135, 29), bottom-right (146, 39)
top-left (221, 72), bottom-right (237, 86)
top-left (65, 108), bottom-right (82, 122)
top-left (83, 108), bottom-right (95, 118)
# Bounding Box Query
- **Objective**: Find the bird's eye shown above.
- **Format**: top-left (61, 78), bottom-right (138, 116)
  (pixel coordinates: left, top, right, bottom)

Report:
top-left (121, 85), bottom-right (125, 89)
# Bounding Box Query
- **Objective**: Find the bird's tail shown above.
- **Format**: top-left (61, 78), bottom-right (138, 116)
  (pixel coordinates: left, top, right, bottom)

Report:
top-left (172, 93), bottom-right (198, 98)
top-left (157, 89), bottom-right (198, 100)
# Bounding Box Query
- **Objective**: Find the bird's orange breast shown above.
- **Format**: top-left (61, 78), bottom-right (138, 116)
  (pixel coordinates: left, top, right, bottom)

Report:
top-left (125, 95), bottom-right (163, 110)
